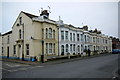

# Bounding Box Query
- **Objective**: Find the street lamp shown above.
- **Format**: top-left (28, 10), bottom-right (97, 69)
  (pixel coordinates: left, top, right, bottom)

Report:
top-left (31, 37), bottom-right (45, 63)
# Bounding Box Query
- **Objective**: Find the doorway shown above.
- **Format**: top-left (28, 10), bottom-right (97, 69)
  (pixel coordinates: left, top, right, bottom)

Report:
top-left (18, 45), bottom-right (22, 59)
top-left (7, 46), bottom-right (9, 58)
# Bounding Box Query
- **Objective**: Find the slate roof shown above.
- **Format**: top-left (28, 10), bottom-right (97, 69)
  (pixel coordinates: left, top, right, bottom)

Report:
top-left (22, 11), bottom-right (38, 19)
top-left (2, 31), bottom-right (12, 36)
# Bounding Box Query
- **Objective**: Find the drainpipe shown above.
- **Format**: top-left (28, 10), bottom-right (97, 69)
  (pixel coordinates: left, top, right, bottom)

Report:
top-left (22, 23), bottom-right (24, 61)
top-left (58, 26), bottom-right (59, 56)
top-left (41, 40), bottom-right (44, 63)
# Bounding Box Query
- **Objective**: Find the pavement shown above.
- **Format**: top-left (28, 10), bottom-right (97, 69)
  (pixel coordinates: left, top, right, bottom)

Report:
top-left (1, 53), bottom-right (112, 66)
top-left (2, 53), bottom-right (118, 78)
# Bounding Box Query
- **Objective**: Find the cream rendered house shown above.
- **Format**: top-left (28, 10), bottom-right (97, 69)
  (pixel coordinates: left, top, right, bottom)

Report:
top-left (0, 33), bottom-right (2, 56)
top-left (1, 10), bottom-right (59, 61)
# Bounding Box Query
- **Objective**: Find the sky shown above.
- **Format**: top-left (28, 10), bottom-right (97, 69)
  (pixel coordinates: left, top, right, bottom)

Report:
top-left (1, 1), bottom-right (118, 38)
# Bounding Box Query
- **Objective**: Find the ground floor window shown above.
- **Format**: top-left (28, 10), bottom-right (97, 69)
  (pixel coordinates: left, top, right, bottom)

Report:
top-left (46, 43), bottom-right (48, 54)
top-left (66, 44), bottom-right (69, 53)
top-left (73, 44), bottom-right (75, 51)
top-left (2, 47), bottom-right (3, 54)
top-left (81, 45), bottom-right (83, 52)
top-left (77, 45), bottom-right (80, 52)
top-left (49, 43), bottom-right (52, 53)
top-left (13, 45), bottom-right (16, 54)
top-left (46, 43), bottom-right (56, 54)
top-left (26, 44), bottom-right (29, 55)
top-left (53, 43), bottom-right (55, 53)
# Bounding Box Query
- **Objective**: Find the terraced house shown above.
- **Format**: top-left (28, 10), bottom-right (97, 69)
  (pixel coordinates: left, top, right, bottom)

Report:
top-left (0, 10), bottom-right (112, 61)
top-left (58, 19), bottom-right (112, 56)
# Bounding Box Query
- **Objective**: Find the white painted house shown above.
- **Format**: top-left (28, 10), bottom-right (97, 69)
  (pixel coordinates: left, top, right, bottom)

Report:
top-left (57, 20), bottom-right (112, 56)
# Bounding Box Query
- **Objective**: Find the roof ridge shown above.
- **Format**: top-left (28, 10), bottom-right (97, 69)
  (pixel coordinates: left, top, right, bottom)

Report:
top-left (21, 11), bottom-right (38, 19)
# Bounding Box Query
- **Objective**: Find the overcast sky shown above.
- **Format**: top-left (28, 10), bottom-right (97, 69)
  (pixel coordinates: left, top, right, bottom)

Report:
top-left (1, 1), bottom-right (118, 37)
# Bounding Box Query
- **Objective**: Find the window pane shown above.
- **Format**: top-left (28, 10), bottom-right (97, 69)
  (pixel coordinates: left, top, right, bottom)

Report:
top-left (42, 29), bottom-right (44, 39)
top-left (13, 45), bottom-right (16, 54)
top-left (46, 28), bottom-right (48, 39)
top-left (66, 44), bottom-right (69, 52)
top-left (46, 43), bottom-right (48, 54)
top-left (73, 33), bottom-right (75, 41)
top-left (77, 34), bottom-right (79, 41)
top-left (65, 31), bottom-right (68, 40)
top-left (49, 43), bottom-right (52, 53)
top-left (26, 44), bottom-right (29, 55)
top-left (49, 28), bottom-right (52, 39)
top-left (70, 33), bottom-right (72, 41)
top-left (61, 31), bottom-right (64, 40)
top-left (53, 30), bottom-right (55, 39)
top-left (70, 44), bottom-right (72, 52)
top-left (73, 44), bottom-right (75, 51)
top-left (19, 30), bottom-right (21, 39)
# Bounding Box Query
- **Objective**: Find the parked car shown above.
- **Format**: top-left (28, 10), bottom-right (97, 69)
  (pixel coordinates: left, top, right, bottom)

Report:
top-left (112, 49), bottom-right (120, 54)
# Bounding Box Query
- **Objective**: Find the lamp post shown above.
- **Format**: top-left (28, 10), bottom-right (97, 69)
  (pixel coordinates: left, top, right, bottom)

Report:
top-left (41, 40), bottom-right (44, 63)
top-left (31, 37), bottom-right (45, 63)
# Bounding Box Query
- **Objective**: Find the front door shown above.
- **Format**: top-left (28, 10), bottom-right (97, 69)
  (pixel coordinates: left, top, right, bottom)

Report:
top-left (19, 45), bottom-right (22, 59)
top-left (61, 45), bottom-right (64, 55)
top-left (7, 47), bottom-right (9, 58)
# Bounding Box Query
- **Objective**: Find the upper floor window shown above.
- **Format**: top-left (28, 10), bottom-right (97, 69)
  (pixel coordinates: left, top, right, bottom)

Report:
top-left (7, 35), bottom-right (9, 44)
top-left (19, 29), bottom-right (22, 39)
top-left (42, 29), bottom-right (44, 39)
top-left (26, 44), bottom-right (29, 55)
top-left (106, 40), bottom-right (107, 44)
top-left (103, 39), bottom-right (104, 43)
top-left (73, 33), bottom-right (75, 41)
top-left (2, 37), bottom-right (3, 45)
top-left (53, 30), bottom-right (55, 39)
top-left (19, 17), bottom-right (22, 25)
top-left (70, 33), bottom-right (72, 41)
top-left (84, 35), bottom-right (86, 42)
top-left (46, 28), bottom-right (48, 39)
top-left (49, 28), bottom-right (52, 39)
top-left (81, 34), bottom-right (83, 42)
top-left (65, 31), bottom-right (68, 40)
top-left (61, 31), bottom-right (64, 40)
top-left (77, 34), bottom-right (79, 41)
top-left (93, 37), bottom-right (95, 42)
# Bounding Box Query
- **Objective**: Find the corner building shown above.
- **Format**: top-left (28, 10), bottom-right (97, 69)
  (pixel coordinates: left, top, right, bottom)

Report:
top-left (1, 10), bottom-right (59, 61)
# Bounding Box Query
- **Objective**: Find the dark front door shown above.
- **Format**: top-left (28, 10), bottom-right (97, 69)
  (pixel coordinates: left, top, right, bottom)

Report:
top-left (7, 47), bottom-right (9, 58)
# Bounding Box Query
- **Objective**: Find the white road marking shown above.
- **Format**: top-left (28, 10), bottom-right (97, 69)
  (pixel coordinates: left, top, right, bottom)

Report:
top-left (2, 68), bottom-right (13, 72)
top-left (12, 69), bottom-right (19, 72)
top-left (29, 66), bottom-right (43, 69)
top-left (19, 68), bottom-right (28, 70)
top-left (2, 65), bottom-right (44, 72)
top-left (5, 63), bottom-right (29, 67)
top-left (35, 66), bottom-right (43, 68)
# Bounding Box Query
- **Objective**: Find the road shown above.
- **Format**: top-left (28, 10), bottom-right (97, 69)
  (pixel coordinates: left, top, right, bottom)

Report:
top-left (2, 54), bottom-right (118, 78)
